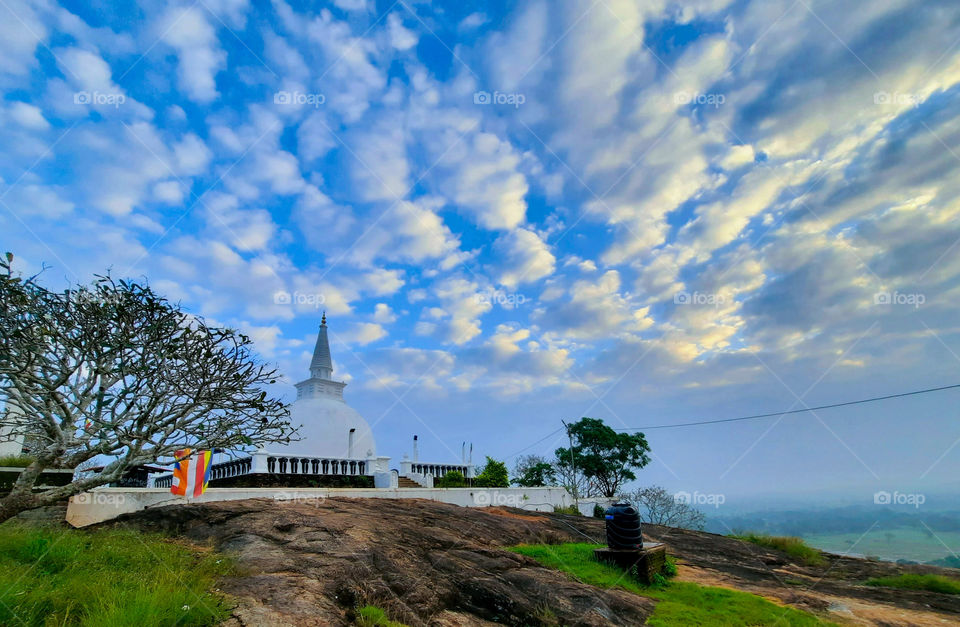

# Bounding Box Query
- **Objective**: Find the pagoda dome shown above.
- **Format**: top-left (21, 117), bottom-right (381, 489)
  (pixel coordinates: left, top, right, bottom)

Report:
top-left (261, 315), bottom-right (377, 460)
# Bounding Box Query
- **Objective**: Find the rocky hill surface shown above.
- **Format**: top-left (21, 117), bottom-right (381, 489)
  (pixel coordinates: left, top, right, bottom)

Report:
top-left (114, 498), bottom-right (960, 626)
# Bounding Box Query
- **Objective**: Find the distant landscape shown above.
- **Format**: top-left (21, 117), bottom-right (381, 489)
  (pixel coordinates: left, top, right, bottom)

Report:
top-left (707, 506), bottom-right (960, 566)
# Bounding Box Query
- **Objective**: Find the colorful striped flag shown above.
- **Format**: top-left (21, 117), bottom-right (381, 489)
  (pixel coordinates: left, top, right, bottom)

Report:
top-left (170, 449), bottom-right (213, 498)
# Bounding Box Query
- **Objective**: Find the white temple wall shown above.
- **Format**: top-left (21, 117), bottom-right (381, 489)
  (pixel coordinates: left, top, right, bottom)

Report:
top-left (66, 486), bottom-right (578, 527)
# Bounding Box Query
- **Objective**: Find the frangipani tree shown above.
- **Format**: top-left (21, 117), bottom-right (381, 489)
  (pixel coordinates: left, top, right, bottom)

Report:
top-left (0, 253), bottom-right (295, 522)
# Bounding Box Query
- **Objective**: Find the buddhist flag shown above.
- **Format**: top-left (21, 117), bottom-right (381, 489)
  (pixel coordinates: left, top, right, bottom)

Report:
top-left (170, 449), bottom-right (213, 498)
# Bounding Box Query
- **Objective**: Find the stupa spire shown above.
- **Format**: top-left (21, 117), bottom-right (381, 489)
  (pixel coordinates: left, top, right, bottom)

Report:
top-left (309, 313), bottom-right (333, 380)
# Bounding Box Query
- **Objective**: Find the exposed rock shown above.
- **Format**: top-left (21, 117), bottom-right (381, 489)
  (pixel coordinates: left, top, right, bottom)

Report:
top-left (113, 498), bottom-right (960, 626)
top-left (118, 498), bottom-right (652, 626)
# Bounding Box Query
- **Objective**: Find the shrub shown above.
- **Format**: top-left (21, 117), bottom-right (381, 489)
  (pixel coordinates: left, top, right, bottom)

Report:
top-left (732, 533), bottom-right (825, 567)
top-left (593, 503), bottom-right (606, 518)
top-left (435, 470), bottom-right (467, 488)
top-left (662, 555), bottom-right (678, 578)
top-left (473, 457), bottom-right (509, 488)
top-left (553, 504), bottom-right (581, 516)
top-left (865, 573), bottom-right (960, 595)
top-left (0, 455), bottom-right (36, 468)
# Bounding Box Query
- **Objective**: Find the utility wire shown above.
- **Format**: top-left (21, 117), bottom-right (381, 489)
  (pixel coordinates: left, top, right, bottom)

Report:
top-left (504, 426), bottom-right (565, 459)
top-left (505, 383), bottom-right (960, 458)
top-left (614, 383), bottom-right (960, 431)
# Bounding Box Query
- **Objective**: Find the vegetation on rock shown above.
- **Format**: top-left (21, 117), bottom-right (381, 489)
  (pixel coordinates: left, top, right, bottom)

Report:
top-left (510, 542), bottom-right (833, 626)
top-left (865, 573), bottom-right (960, 595)
top-left (355, 605), bottom-right (408, 626)
top-left (732, 533), bottom-right (826, 566)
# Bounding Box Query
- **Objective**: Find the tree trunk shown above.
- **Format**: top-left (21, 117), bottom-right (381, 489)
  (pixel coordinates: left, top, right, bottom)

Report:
top-left (0, 491), bottom-right (43, 524)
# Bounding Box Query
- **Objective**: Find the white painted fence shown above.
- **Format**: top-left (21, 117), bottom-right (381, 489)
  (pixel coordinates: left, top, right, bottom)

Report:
top-left (66, 486), bottom-right (591, 527)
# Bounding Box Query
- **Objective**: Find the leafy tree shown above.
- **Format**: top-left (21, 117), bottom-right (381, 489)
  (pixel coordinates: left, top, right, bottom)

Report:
top-left (0, 254), bottom-right (295, 523)
top-left (511, 454), bottom-right (556, 487)
top-left (473, 456), bottom-right (509, 487)
top-left (625, 485), bottom-right (706, 530)
top-left (555, 417), bottom-right (651, 498)
top-left (435, 470), bottom-right (466, 487)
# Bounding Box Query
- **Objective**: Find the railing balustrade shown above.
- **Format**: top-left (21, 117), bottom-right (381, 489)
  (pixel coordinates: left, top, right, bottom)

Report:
top-left (410, 463), bottom-right (469, 478)
top-left (153, 454), bottom-right (370, 488)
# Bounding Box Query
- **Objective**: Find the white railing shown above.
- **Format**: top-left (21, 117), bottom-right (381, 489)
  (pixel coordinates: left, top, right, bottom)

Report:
top-left (153, 453), bottom-right (373, 488)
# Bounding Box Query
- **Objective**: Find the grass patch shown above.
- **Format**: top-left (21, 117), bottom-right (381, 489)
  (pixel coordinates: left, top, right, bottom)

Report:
top-left (865, 573), bottom-right (960, 595)
top-left (0, 455), bottom-right (36, 467)
top-left (510, 543), bottom-right (834, 626)
top-left (732, 533), bottom-right (826, 567)
top-left (0, 523), bottom-right (234, 626)
top-left (355, 605), bottom-right (407, 627)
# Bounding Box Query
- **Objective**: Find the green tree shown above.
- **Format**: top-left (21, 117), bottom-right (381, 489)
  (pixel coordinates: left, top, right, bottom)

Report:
top-left (474, 456), bottom-right (509, 487)
top-left (512, 454), bottom-right (556, 487)
top-left (555, 417), bottom-right (651, 498)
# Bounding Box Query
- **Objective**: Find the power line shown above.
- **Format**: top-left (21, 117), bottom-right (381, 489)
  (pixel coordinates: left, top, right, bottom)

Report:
top-left (614, 383), bottom-right (960, 431)
top-left (503, 426), bottom-right (565, 459)
top-left (502, 383), bottom-right (960, 459)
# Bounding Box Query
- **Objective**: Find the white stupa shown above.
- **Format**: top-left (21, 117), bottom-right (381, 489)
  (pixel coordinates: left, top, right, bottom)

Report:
top-left (262, 314), bottom-right (377, 460)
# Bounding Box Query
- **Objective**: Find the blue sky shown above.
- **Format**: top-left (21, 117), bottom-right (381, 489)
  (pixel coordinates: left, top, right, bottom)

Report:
top-left (3, 0), bottom-right (960, 506)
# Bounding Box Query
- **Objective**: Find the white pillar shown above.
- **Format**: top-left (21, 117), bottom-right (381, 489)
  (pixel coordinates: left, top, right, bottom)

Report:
top-left (412, 435), bottom-right (419, 462)
top-left (348, 428), bottom-right (355, 459)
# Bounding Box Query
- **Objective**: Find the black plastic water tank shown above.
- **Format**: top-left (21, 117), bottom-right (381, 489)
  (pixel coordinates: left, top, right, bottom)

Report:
top-left (604, 502), bottom-right (643, 550)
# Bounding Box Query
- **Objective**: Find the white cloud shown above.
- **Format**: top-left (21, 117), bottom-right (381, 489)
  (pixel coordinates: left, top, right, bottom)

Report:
top-left (493, 228), bottom-right (556, 287)
top-left (8, 102), bottom-right (49, 130)
top-left (339, 322), bottom-right (387, 345)
top-left (436, 132), bottom-right (529, 230)
top-left (387, 13), bottom-right (417, 51)
top-left (373, 303), bottom-right (397, 324)
top-left (160, 6), bottom-right (226, 102)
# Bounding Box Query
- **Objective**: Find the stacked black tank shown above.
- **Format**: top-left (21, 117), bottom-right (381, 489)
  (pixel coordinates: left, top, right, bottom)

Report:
top-left (604, 502), bottom-right (643, 550)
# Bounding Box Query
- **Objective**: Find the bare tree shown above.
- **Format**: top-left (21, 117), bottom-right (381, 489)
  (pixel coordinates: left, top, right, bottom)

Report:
top-left (0, 254), bottom-right (294, 522)
top-left (553, 458), bottom-right (602, 500)
top-left (624, 485), bottom-right (706, 530)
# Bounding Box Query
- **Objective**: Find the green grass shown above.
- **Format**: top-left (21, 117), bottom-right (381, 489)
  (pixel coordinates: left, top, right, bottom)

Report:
top-left (732, 533), bottom-right (826, 567)
top-left (865, 573), bottom-right (960, 595)
top-left (356, 605), bottom-right (408, 627)
top-left (510, 543), bottom-right (834, 626)
top-left (0, 523), bottom-right (235, 626)
top-left (0, 454), bottom-right (36, 467)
